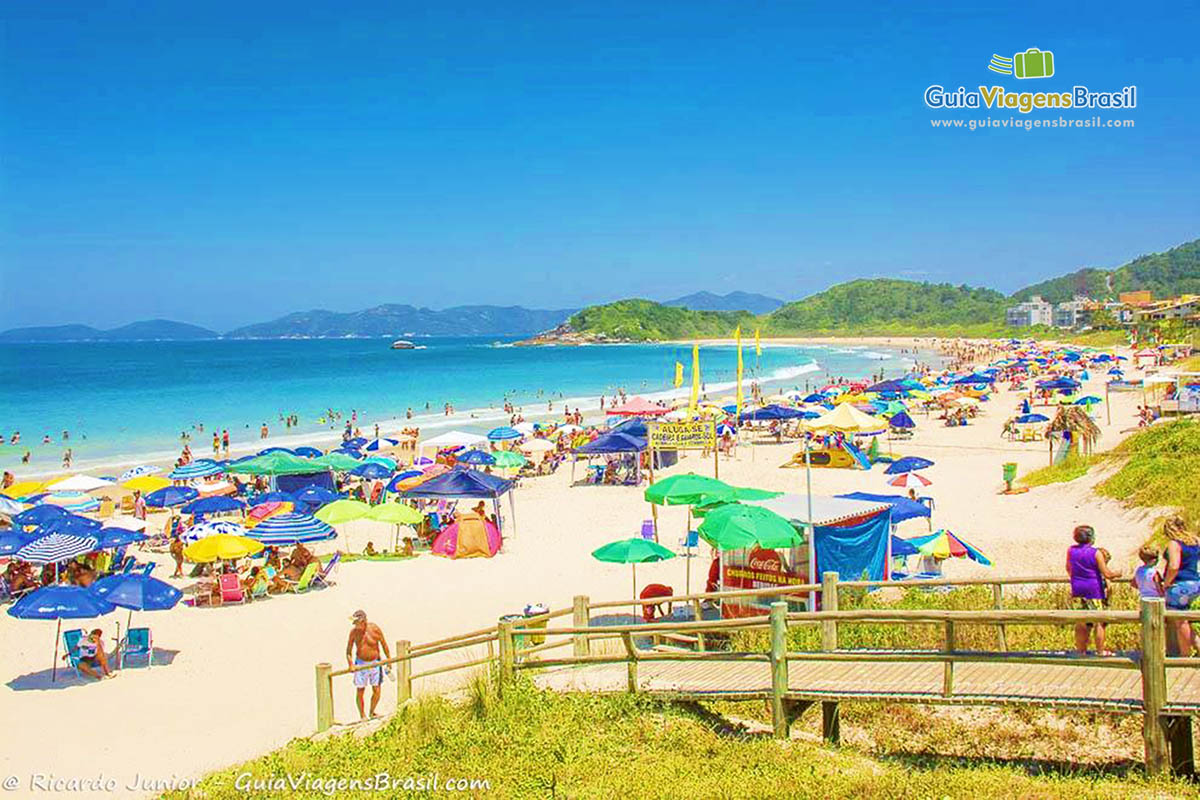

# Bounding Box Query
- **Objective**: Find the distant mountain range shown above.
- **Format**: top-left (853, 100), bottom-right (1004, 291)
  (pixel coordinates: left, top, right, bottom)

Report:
top-left (663, 291), bottom-right (784, 314)
top-left (0, 319), bottom-right (218, 343)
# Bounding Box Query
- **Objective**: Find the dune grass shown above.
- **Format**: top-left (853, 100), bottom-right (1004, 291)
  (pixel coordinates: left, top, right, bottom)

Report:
top-left (166, 676), bottom-right (1189, 800)
top-left (1019, 453), bottom-right (1100, 487)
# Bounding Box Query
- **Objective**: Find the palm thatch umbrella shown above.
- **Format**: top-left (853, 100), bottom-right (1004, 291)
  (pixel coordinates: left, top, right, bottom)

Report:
top-left (1048, 405), bottom-right (1102, 458)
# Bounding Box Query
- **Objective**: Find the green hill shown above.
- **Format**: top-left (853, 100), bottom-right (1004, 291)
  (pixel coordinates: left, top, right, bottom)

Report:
top-left (565, 299), bottom-right (753, 341)
top-left (1012, 238), bottom-right (1200, 303)
top-left (763, 279), bottom-right (1008, 335)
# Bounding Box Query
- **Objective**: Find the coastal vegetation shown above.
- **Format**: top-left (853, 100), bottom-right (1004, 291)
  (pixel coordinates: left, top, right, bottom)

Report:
top-left (565, 299), bottom-right (753, 341)
top-left (1012, 237), bottom-right (1200, 303)
top-left (173, 675), bottom-right (1183, 799)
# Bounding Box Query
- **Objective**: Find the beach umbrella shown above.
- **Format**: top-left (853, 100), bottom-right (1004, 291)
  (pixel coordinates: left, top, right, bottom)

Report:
top-left (345, 437), bottom-right (368, 448)
top-left (1074, 395), bottom-right (1103, 406)
top-left (16, 532), bottom-right (99, 564)
top-left (386, 471), bottom-right (423, 492)
top-left (293, 486), bottom-right (339, 512)
top-left (245, 512), bottom-right (336, 545)
top-left (119, 465), bottom-right (160, 482)
top-left (181, 495), bottom-right (246, 515)
top-left (8, 585), bottom-right (115, 681)
top-left (645, 474), bottom-right (732, 506)
top-left (33, 513), bottom-right (103, 537)
top-left (366, 503), bottom-right (424, 525)
top-left (456, 449), bottom-right (496, 466)
top-left (168, 459), bottom-right (225, 480)
top-left (518, 439), bottom-right (555, 453)
top-left (314, 499), bottom-right (371, 525)
top-left (1014, 413), bottom-right (1049, 424)
top-left (90, 572), bottom-right (183, 639)
top-left (45, 475), bottom-right (115, 493)
top-left (363, 438), bottom-right (399, 451)
top-left (0, 530), bottom-right (37, 556)
top-left (350, 461), bottom-right (394, 480)
top-left (413, 455), bottom-right (435, 466)
top-left (246, 501), bottom-right (291, 525)
top-left (183, 534), bottom-right (264, 563)
top-left (591, 537), bottom-right (676, 607)
top-left (95, 527), bottom-right (147, 549)
top-left (40, 492), bottom-right (101, 513)
top-left (1, 480), bottom-right (46, 499)
top-left (888, 411), bottom-right (916, 430)
top-left (144, 486), bottom-right (199, 508)
top-left (230, 451), bottom-right (319, 476)
top-left (491, 450), bottom-right (527, 468)
top-left (250, 490), bottom-right (297, 506)
top-left (293, 446), bottom-right (323, 458)
top-left (182, 519), bottom-right (249, 541)
top-left (803, 404), bottom-right (888, 435)
top-left (12, 504), bottom-right (71, 528)
top-left (123, 475), bottom-right (170, 494)
top-left (257, 447), bottom-right (295, 456)
top-left (696, 503), bottom-right (801, 551)
top-left (0, 495), bottom-right (25, 517)
top-left (886, 472), bottom-right (932, 489)
top-left (363, 455), bottom-right (398, 470)
top-left (312, 452), bottom-right (362, 471)
top-left (884, 456), bottom-right (935, 475)
top-left (905, 529), bottom-right (991, 566)
top-left (487, 426), bottom-right (522, 441)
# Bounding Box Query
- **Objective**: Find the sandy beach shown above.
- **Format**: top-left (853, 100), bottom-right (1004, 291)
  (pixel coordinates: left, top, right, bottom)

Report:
top-left (0, 346), bottom-right (1164, 798)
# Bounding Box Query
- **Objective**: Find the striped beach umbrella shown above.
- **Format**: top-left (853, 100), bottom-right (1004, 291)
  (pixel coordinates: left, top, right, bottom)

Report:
top-left (16, 532), bottom-right (99, 564)
top-left (887, 472), bottom-right (932, 489)
top-left (245, 512), bottom-right (336, 545)
top-left (40, 492), bottom-right (101, 513)
top-left (183, 519), bottom-right (249, 541)
top-left (168, 459), bottom-right (225, 480)
top-left (487, 426), bottom-right (521, 441)
top-left (119, 465), bottom-right (161, 482)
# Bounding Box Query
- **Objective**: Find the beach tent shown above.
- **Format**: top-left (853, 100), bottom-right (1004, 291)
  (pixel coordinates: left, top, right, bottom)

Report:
top-left (574, 431), bottom-right (646, 455)
top-left (835, 492), bottom-right (930, 524)
top-left (397, 468), bottom-right (517, 536)
top-left (431, 512), bottom-right (502, 559)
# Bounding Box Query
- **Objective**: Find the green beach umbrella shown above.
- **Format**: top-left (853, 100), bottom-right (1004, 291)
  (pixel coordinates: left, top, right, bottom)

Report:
top-left (697, 503), bottom-right (801, 551)
top-left (592, 538), bottom-right (676, 609)
top-left (366, 503), bottom-right (424, 525)
top-left (644, 474), bottom-right (731, 506)
top-left (363, 455), bottom-right (398, 470)
top-left (491, 450), bottom-right (527, 468)
top-left (231, 452), bottom-right (320, 476)
top-left (314, 499), bottom-right (371, 525)
top-left (312, 452), bottom-right (362, 471)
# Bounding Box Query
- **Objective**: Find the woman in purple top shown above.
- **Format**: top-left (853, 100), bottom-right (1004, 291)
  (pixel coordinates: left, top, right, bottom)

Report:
top-left (1066, 524), bottom-right (1122, 655)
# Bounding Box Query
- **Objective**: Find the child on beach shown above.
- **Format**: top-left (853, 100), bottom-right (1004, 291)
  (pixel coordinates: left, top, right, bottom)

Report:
top-left (1133, 546), bottom-right (1164, 598)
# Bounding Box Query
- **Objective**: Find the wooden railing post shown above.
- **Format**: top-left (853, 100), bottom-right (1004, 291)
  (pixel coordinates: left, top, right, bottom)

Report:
top-left (396, 640), bottom-right (412, 705)
top-left (572, 595), bottom-right (590, 657)
top-left (314, 662), bottom-right (334, 733)
top-left (691, 599), bottom-right (706, 651)
top-left (769, 601), bottom-right (789, 738)
top-left (621, 632), bottom-right (638, 693)
top-left (942, 621), bottom-right (955, 697)
top-left (1141, 598), bottom-right (1168, 775)
top-left (992, 583), bottom-right (1007, 651)
top-left (498, 620), bottom-right (515, 691)
top-left (820, 571), bottom-right (839, 650)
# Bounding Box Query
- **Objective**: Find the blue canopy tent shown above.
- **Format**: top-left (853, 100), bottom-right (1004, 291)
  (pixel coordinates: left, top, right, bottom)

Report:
top-left (275, 470), bottom-right (336, 495)
top-left (396, 468), bottom-right (517, 536)
top-left (836, 492), bottom-right (931, 524)
top-left (249, 490), bottom-right (296, 506)
top-left (573, 431), bottom-right (650, 482)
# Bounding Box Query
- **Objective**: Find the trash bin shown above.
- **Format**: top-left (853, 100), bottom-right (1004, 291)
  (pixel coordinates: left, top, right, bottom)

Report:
top-left (499, 613), bottom-right (526, 653)
top-left (1002, 462), bottom-right (1017, 485)
top-left (523, 603), bottom-right (549, 647)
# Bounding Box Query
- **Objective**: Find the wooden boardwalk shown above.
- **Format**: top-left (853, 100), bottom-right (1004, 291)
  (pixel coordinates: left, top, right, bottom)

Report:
top-left (533, 656), bottom-right (1200, 716)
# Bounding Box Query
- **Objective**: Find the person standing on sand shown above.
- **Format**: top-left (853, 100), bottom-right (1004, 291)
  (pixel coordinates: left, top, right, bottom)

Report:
top-left (1066, 524), bottom-right (1121, 655)
top-left (346, 610), bottom-right (390, 720)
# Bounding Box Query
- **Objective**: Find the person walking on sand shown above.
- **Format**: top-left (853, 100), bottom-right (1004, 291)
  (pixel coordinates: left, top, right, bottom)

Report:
top-left (1066, 524), bottom-right (1121, 655)
top-left (346, 609), bottom-right (390, 720)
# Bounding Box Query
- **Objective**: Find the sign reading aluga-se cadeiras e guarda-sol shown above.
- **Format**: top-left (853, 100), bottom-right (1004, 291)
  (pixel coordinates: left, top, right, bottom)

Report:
top-left (648, 420), bottom-right (717, 450)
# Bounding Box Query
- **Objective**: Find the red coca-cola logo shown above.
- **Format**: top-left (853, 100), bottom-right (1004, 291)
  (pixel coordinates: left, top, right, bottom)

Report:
top-left (747, 548), bottom-right (782, 573)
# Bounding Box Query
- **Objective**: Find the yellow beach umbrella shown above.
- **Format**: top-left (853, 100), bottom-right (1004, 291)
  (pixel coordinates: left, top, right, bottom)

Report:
top-left (1, 480), bottom-right (46, 498)
top-left (803, 403), bottom-right (888, 435)
top-left (184, 534), bottom-right (264, 563)
top-left (124, 475), bottom-right (170, 493)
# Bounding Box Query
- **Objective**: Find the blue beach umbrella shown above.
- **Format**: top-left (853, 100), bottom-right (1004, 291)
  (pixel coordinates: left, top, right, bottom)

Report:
top-left (350, 462), bottom-right (394, 480)
top-left (250, 490), bottom-right (296, 506)
top-left (387, 471), bottom-right (423, 492)
top-left (888, 411), bottom-right (916, 429)
top-left (183, 519), bottom-right (249, 541)
top-left (119, 465), bottom-right (160, 482)
top-left (487, 427), bottom-right (521, 441)
top-left (1074, 395), bottom-right (1103, 406)
top-left (346, 437), bottom-right (369, 448)
top-left (182, 495), bottom-right (246, 515)
top-left (257, 447), bottom-right (295, 456)
top-left (293, 486), bottom-right (339, 512)
top-left (144, 486), bottom-right (199, 508)
top-left (363, 438), bottom-right (399, 451)
top-left (96, 528), bottom-right (147, 549)
top-left (245, 512), bottom-right (336, 545)
top-left (34, 513), bottom-right (103, 537)
top-left (1015, 413), bottom-right (1050, 424)
top-left (293, 446), bottom-right (323, 458)
top-left (12, 504), bottom-right (71, 528)
top-left (91, 572), bottom-right (183, 639)
top-left (0, 530), bottom-right (37, 556)
top-left (9, 585), bottom-right (116, 682)
top-left (0, 495), bottom-right (25, 517)
top-left (884, 456), bottom-right (935, 475)
top-left (456, 449), bottom-right (496, 466)
top-left (168, 459), bottom-right (224, 480)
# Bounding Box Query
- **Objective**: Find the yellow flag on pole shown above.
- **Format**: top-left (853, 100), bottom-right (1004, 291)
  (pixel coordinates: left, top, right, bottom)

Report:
top-left (754, 327), bottom-right (762, 357)
top-left (673, 361), bottom-right (684, 388)
top-left (735, 327), bottom-right (744, 415)
top-left (689, 344), bottom-right (701, 413)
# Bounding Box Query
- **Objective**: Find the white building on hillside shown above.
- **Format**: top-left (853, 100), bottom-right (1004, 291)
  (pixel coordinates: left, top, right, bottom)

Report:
top-left (1006, 296), bottom-right (1053, 327)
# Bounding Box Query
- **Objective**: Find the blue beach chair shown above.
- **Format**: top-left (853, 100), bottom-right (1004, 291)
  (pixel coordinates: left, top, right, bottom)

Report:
top-left (121, 628), bottom-right (153, 668)
top-left (62, 628), bottom-right (86, 679)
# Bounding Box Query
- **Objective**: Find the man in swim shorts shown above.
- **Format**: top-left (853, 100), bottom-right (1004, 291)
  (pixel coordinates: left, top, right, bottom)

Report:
top-left (346, 609), bottom-right (390, 719)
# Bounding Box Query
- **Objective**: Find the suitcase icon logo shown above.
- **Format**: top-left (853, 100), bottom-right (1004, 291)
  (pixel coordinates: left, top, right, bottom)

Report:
top-left (988, 48), bottom-right (1055, 79)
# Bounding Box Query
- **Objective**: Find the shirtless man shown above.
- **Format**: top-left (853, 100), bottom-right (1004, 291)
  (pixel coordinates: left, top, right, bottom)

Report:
top-left (346, 610), bottom-right (390, 719)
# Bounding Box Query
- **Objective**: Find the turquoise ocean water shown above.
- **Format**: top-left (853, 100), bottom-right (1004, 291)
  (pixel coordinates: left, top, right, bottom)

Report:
top-left (0, 338), bottom-right (922, 475)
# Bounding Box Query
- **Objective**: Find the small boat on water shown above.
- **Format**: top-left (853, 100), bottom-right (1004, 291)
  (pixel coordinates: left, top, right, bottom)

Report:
top-left (390, 339), bottom-right (416, 350)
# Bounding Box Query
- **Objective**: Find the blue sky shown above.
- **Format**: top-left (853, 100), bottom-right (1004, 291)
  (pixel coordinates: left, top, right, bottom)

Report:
top-left (1, 1), bottom-right (1197, 331)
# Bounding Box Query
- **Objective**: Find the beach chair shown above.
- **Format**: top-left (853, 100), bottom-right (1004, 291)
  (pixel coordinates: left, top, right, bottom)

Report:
top-left (119, 495), bottom-right (135, 514)
top-left (62, 628), bottom-right (86, 679)
top-left (97, 498), bottom-right (114, 519)
top-left (284, 562), bottom-right (319, 594)
top-left (678, 530), bottom-right (699, 555)
top-left (640, 520), bottom-right (656, 541)
top-left (312, 552), bottom-right (341, 589)
top-left (217, 573), bottom-right (245, 604)
top-left (120, 627), bottom-right (153, 668)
